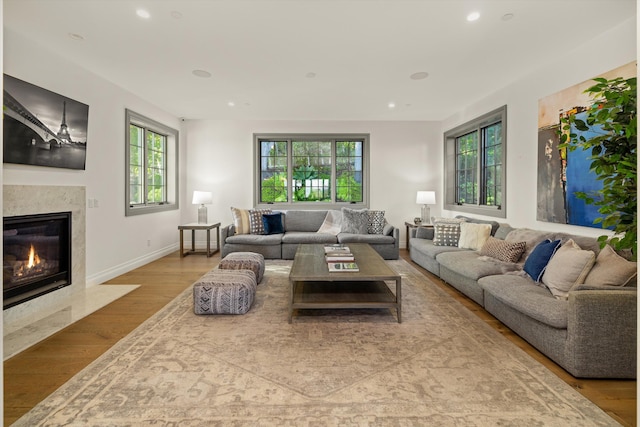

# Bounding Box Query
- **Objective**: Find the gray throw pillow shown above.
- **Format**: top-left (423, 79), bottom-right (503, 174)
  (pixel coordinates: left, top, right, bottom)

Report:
top-left (341, 208), bottom-right (369, 234)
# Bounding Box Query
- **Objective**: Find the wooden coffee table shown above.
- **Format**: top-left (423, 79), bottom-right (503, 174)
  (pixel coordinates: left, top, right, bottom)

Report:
top-left (288, 243), bottom-right (401, 323)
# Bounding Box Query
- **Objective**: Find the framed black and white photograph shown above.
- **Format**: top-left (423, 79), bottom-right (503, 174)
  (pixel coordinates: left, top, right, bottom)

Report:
top-left (3, 74), bottom-right (89, 170)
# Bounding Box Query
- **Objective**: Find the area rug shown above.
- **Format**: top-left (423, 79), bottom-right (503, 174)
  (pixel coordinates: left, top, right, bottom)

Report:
top-left (13, 259), bottom-right (620, 426)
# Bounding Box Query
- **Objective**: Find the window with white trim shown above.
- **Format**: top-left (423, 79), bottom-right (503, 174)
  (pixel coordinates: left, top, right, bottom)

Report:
top-left (444, 105), bottom-right (506, 218)
top-left (125, 109), bottom-right (179, 216)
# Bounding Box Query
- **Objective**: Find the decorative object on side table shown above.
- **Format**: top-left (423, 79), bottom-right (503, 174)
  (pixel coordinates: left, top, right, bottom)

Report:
top-left (192, 190), bottom-right (213, 224)
top-left (416, 191), bottom-right (436, 224)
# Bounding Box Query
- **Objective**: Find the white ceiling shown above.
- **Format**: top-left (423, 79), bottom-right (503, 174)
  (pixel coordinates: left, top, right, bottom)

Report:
top-left (3, 0), bottom-right (636, 121)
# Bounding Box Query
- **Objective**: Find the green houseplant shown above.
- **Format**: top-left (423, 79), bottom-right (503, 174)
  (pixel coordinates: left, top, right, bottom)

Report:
top-left (560, 76), bottom-right (637, 256)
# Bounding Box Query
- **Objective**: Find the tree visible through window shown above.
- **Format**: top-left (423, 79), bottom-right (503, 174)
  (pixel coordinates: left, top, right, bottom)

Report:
top-left (125, 109), bottom-right (179, 216)
top-left (256, 134), bottom-right (368, 206)
top-left (444, 106), bottom-right (506, 218)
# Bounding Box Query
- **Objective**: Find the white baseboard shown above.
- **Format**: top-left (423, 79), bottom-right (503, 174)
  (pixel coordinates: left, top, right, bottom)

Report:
top-left (86, 244), bottom-right (179, 286)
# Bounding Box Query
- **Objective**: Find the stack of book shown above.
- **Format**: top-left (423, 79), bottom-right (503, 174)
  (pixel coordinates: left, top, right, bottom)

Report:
top-left (324, 245), bottom-right (359, 272)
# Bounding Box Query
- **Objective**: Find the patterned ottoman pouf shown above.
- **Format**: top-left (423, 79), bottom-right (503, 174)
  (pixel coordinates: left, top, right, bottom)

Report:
top-left (193, 269), bottom-right (257, 315)
top-left (218, 252), bottom-right (265, 284)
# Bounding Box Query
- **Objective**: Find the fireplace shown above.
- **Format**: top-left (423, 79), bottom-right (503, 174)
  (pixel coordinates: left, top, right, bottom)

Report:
top-left (3, 212), bottom-right (72, 309)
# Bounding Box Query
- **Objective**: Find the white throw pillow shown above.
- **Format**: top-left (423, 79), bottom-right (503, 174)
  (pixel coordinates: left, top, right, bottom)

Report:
top-left (317, 210), bottom-right (342, 235)
top-left (457, 222), bottom-right (491, 251)
top-left (542, 239), bottom-right (596, 299)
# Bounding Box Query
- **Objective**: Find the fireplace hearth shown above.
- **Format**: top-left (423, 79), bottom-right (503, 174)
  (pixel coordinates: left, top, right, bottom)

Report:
top-left (3, 212), bottom-right (72, 309)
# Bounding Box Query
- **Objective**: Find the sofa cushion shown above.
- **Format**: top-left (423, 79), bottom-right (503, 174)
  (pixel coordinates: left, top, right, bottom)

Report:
top-left (231, 207), bottom-right (251, 235)
top-left (410, 237), bottom-right (467, 259)
top-left (284, 210), bottom-right (328, 232)
top-left (493, 224), bottom-right (515, 240)
top-left (341, 208), bottom-right (369, 234)
top-left (317, 210), bottom-right (342, 235)
top-left (479, 236), bottom-right (526, 263)
top-left (455, 215), bottom-right (501, 236)
top-left (415, 227), bottom-right (434, 240)
top-left (338, 233), bottom-right (395, 245)
top-left (225, 233), bottom-right (283, 246)
top-left (583, 244), bottom-right (637, 287)
top-left (436, 251), bottom-right (520, 280)
top-left (523, 239), bottom-right (561, 282)
top-left (478, 275), bottom-right (568, 329)
top-left (458, 222), bottom-right (491, 250)
top-left (262, 212), bottom-right (284, 235)
top-left (368, 210), bottom-right (386, 234)
top-left (282, 232), bottom-right (337, 244)
top-left (505, 228), bottom-right (550, 262)
top-left (541, 239), bottom-right (596, 299)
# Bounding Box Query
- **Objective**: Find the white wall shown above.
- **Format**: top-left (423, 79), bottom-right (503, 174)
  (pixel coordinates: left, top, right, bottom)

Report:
top-left (442, 17), bottom-right (637, 238)
top-left (2, 15), bottom-right (636, 284)
top-left (3, 29), bottom-right (185, 285)
top-left (183, 120), bottom-right (441, 246)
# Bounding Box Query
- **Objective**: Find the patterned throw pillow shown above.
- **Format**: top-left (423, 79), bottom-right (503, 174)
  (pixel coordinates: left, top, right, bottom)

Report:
top-left (432, 218), bottom-right (465, 247)
top-left (479, 236), bottom-right (527, 263)
top-left (341, 208), bottom-right (369, 234)
top-left (249, 209), bottom-right (272, 235)
top-left (433, 223), bottom-right (462, 246)
top-left (368, 210), bottom-right (385, 234)
top-left (230, 207), bottom-right (251, 235)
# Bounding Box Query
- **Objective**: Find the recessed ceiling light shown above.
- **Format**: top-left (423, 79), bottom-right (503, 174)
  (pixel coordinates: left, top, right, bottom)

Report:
top-left (192, 69), bottom-right (212, 78)
top-left (170, 11), bottom-right (183, 19)
top-left (388, 102), bottom-right (396, 109)
top-left (136, 9), bottom-right (151, 19)
top-left (410, 72), bottom-right (429, 80)
top-left (466, 11), bottom-right (480, 22)
top-left (501, 13), bottom-right (515, 21)
top-left (68, 33), bottom-right (84, 41)
top-left (228, 101), bottom-right (235, 107)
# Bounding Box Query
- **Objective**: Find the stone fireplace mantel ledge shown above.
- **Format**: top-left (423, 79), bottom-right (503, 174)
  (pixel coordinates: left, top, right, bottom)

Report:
top-left (3, 283), bottom-right (139, 360)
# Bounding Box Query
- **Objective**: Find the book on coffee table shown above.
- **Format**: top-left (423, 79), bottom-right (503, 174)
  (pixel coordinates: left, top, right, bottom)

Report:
top-left (327, 262), bottom-right (359, 272)
top-left (324, 244), bottom-right (350, 254)
top-left (325, 254), bottom-right (355, 262)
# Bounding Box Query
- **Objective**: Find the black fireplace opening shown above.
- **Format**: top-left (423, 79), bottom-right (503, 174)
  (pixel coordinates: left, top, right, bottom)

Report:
top-left (3, 212), bottom-right (72, 309)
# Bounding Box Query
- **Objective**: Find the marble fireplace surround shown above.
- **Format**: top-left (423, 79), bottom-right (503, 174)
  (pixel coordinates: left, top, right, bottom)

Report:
top-left (3, 185), bottom-right (138, 359)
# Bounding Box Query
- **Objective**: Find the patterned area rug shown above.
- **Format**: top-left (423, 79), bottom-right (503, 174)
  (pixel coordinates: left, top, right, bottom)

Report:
top-left (14, 259), bottom-right (620, 426)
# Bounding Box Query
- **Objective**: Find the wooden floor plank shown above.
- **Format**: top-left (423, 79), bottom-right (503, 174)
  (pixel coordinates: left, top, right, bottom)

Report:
top-left (3, 250), bottom-right (636, 426)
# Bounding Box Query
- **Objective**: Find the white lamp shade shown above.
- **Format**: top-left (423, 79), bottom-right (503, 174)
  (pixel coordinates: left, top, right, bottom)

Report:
top-left (192, 191), bottom-right (213, 205)
top-left (416, 191), bottom-right (436, 205)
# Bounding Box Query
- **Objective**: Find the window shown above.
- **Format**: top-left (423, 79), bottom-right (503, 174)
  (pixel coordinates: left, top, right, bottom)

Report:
top-left (255, 134), bottom-right (369, 208)
top-left (125, 109), bottom-right (179, 216)
top-left (444, 105), bottom-right (506, 218)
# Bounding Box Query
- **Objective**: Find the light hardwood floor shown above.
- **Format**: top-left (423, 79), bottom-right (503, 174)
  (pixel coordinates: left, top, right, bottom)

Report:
top-left (4, 250), bottom-right (636, 426)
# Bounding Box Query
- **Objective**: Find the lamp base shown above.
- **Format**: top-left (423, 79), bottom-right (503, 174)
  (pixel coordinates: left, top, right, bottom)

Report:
top-left (197, 205), bottom-right (208, 224)
top-left (421, 205), bottom-right (431, 224)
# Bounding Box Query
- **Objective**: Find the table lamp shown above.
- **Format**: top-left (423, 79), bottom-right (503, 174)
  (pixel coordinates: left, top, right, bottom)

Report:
top-left (416, 191), bottom-right (436, 224)
top-left (192, 191), bottom-right (213, 224)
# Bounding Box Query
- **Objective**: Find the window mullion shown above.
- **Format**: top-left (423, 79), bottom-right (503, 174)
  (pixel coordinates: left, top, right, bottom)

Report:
top-left (142, 128), bottom-right (149, 205)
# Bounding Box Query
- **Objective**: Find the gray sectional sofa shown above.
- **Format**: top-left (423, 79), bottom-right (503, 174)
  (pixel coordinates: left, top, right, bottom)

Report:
top-left (409, 217), bottom-right (637, 379)
top-left (221, 209), bottom-right (399, 260)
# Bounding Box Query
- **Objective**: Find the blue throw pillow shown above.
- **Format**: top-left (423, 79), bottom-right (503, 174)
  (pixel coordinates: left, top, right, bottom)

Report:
top-left (523, 239), bottom-right (562, 282)
top-left (262, 212), bottom-right (284, 235)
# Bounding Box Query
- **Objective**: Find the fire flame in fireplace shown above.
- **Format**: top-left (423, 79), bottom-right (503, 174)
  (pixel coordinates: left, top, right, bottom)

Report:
top-left (28, 244), bottom-right (41, 268)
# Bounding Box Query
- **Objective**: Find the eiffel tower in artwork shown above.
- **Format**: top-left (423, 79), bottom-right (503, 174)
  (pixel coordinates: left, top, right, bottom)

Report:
top-left (56, 100), bottom-right (71, 143)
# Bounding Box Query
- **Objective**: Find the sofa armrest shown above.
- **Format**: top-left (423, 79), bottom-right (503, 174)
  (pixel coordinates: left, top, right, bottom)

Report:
top-left (566, 288), bottom-right (637, 378)
top-left (220, 224), bottom-right (234, 242)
